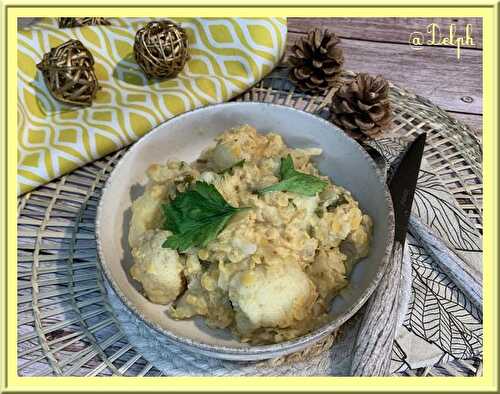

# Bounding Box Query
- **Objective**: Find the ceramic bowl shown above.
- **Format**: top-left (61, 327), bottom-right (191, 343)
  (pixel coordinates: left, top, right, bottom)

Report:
top-left (96, 102), bottom-right (394, 361)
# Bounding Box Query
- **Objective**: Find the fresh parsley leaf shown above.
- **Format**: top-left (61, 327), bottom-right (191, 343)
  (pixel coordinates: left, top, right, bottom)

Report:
top-left (161, 181), bottom-right (244, 251)
top-left (219, 159), bottom-right (245, 175)
top-left (279, 154), bottom-right (296, 179)
top-left (259, 154), bottom-right (328, 197)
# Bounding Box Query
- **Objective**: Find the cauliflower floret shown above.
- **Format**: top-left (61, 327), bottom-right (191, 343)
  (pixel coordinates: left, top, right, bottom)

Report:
top-left (318, 184), bottom-right (351, 212)
top-left (146, 161), bottom-right (198, 185)
top-left (170, 265), bottom-right (235, 329)
top-left (208, 127), bottom-right (257, 171)
top-left (211, 143), bottom-right (240, 171)
top-left (314, 202), bottom-right (363, 248)
top-left (130, 230), bottom-right (185, 304)
top-left (341, 214), bottom-right (373, 273)
top-left (307, 248), bottom-right (348, 304)
top-left (128, 184), bottom-right (167, 248)
top-left (206, 125), bottom-right (287, 171)
top-left (228, 264), bottom-right (317, 335)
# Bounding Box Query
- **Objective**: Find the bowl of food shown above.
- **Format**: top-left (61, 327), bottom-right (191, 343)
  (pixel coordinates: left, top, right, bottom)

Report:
top-left (96, 102), bottom-right (394, 361)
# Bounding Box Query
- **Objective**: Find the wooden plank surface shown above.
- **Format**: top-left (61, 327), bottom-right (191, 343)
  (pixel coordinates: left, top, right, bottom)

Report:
top-left (286, 18), bottom-right (483, 136)
top-left (288, 18), bottom-right (483, 48)
top-left (286, 32), bottom-right (482, 114)
top-left (452, 113), bottom-right (482, 139)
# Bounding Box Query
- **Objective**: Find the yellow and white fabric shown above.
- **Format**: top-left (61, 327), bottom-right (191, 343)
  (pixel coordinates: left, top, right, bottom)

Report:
top-left (17, 18), bottom-right (287, 194)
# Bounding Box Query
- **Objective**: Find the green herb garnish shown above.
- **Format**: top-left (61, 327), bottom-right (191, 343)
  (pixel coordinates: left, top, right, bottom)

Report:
top-left (259, 154), bottom-right (328, 196)
top-left (219, 159), bottom-right (245, 175)
top-left (162, 181), bottom-right (246, 251)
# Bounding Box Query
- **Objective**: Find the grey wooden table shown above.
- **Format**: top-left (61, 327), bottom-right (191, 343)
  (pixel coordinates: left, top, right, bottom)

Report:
top-left (287, 18), bottom-right (483, 138)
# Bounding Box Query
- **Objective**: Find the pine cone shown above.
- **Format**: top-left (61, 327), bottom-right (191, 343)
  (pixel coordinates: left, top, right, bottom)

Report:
top-left (289, 29), bottom-right (344, 93)
top-left (330, 73), bottom-right (392, 140)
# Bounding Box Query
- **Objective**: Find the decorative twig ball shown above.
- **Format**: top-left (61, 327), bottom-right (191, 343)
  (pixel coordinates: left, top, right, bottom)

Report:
top-left (58, 18), bottom-right (111, 28)
top-left (36, 39), bottom-right (99, 107)
top-left (134, 20), bottom-right (190, 80)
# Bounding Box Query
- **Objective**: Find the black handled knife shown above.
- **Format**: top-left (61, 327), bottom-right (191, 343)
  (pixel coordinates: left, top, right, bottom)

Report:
top-left (387, 133), bottom-right (427, 248)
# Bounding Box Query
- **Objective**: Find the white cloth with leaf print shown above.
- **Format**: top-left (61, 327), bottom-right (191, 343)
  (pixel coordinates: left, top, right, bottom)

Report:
top-left (378, 138), bottom-right (482, 373)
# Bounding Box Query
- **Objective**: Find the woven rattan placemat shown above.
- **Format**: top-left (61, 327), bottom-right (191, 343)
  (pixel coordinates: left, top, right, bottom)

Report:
top-left (17, 69), bottom-right (483, 376)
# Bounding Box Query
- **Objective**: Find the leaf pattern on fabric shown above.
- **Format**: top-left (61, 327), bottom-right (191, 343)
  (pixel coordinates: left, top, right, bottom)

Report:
top-left (369, 137), bottom-right (406, 162)
top-left (413, 170), bottom-right (481, 251)
top-left (372, 137), bottom-right (483, 373)
top-left (371, 137), bottom-right (481, 251)
top-left (404, 240), bottom-right (482, 360)
top-left (391, 339), bottom-right (411, 373)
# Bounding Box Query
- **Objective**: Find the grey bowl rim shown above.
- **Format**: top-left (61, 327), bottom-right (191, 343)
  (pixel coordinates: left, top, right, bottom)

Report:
top-left (95, 101), bottom-right (395, 359)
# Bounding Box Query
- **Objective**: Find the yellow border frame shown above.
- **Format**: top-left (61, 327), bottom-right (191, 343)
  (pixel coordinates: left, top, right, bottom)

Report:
top-left (1, 1), bottom-right (498, 393)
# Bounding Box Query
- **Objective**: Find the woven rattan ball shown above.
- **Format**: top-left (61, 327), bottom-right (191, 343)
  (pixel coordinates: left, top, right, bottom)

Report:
top-left (134, 20), bottom-right (189, 79)
top-left (58, 17), bottom-right (111, 28)
top-left (36, 39), bottom-right (99, 107)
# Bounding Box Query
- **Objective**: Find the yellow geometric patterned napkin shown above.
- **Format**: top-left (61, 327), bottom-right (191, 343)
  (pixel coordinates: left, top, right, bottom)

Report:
top-left (17, 18), bottom-right (287, 194)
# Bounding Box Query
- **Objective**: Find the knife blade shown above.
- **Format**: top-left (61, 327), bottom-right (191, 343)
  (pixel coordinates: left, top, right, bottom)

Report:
top-left (388, 132), bottom-right (426, 245)
top-left (351, 133), bottom-right (426, 376)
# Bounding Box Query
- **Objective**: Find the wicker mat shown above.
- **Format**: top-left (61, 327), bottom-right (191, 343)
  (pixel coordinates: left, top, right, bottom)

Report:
top-left (17, 69), bottom-right (483, 376)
